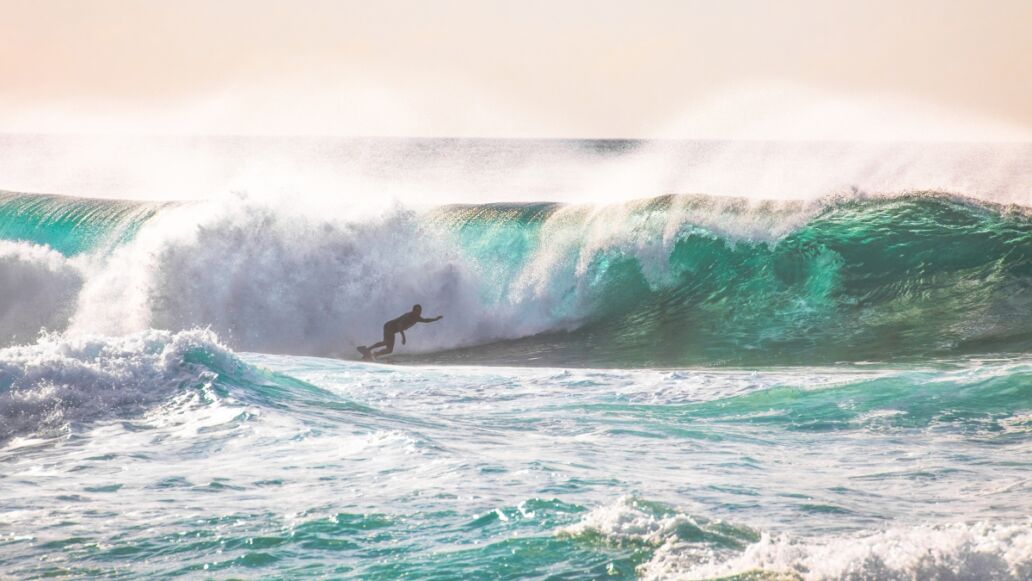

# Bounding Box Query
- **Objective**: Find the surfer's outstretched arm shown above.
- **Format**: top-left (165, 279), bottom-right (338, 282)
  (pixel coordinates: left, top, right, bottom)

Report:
top-left (401, 330), bottom-right (406, 345)
top-left (419, 315), bottom-right (443, 323)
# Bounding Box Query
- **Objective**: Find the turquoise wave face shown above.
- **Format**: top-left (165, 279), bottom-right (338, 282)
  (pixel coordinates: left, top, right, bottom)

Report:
top-left (432, 195), bottom-right (1032, 366)
top-left (0, 191), bottom-right (165, 255)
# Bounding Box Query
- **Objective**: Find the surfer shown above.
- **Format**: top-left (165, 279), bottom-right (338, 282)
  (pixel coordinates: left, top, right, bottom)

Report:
top-left (358, 305), bottom-right (443, 360)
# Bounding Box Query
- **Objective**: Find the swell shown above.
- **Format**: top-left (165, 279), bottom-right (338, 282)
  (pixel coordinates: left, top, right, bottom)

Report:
top-left (1, 190), bottom-right (1032, 365)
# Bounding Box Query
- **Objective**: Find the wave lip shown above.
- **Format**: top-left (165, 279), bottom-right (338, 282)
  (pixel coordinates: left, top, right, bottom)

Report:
top-left (0, 329), bottom-right (240, 445)
top-left (0, 190), bottom-right (165, 256)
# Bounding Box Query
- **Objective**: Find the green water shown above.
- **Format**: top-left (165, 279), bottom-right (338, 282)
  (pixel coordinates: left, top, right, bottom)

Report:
top-left (427, 194), bottom-right (1032, 366)
top-left (0, 190), bottom-right (166, 255)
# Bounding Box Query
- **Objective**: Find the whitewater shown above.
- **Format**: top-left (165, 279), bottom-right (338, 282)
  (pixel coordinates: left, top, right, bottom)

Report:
top-left (1, 138), bottom-right (1031, 579)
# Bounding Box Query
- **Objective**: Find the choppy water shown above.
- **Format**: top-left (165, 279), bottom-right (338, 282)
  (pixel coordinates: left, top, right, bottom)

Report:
top-left (2, 331), bottom-right (1030, 578)
top-left (1, 138), bottom-right (1031, 579)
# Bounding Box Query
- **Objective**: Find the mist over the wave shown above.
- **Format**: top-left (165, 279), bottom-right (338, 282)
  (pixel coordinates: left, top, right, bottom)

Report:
top-left (0, 129), bottom-right (1028, 363)
top-left (0, 135), bottom-right (1030, 207)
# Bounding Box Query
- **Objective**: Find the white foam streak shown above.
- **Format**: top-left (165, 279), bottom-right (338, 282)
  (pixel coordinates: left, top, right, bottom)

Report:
top-left (561, 496), bottom-right (1032, 581)
top-left (676, 523), bottom-right (1032, 581)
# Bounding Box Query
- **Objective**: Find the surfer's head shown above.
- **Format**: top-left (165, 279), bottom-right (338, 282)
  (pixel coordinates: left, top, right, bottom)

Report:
top-left (412, 304), bottom-right (422, 314)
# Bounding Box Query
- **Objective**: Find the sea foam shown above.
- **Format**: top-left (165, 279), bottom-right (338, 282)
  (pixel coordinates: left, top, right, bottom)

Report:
top-left (0, 329), bottom-right (237, 444)
top-left (561, 496), bottom-right (1032, 580)
top-left (0, 240), bottom-right (83, 345)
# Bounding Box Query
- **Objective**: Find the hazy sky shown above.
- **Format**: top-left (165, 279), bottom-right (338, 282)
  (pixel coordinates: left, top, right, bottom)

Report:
top-left (1, 0), bottom-right (1030, 138)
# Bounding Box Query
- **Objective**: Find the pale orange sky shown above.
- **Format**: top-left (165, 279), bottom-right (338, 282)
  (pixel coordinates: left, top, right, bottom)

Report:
top-left (1, 0), bottom-right (1030, 138)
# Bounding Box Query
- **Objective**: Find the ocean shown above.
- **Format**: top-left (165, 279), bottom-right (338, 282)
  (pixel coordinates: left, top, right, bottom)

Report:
top-left (1, 137), bottom-right (1031, 579)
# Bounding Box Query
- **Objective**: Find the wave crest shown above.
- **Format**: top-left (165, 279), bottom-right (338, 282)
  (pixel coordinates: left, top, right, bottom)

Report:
top-left (678, 522), bottom-right (1032, 580)
top-left (560, 496), bottom-right (1032, 580)
top-left (0, 329), bottom-right (239, 444)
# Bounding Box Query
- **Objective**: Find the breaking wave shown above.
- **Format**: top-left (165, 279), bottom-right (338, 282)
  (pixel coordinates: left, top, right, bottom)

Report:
top-left (0, 329), bottom-right (242, 444)
top-left (2, 190), bottom-right (1032, 365)
top-left (560, 496), bottom-right (1032, 580)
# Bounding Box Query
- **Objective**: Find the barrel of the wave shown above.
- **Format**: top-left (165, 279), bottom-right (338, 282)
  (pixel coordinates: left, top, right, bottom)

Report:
top-left (428, 194), bottom-right (1032, 366)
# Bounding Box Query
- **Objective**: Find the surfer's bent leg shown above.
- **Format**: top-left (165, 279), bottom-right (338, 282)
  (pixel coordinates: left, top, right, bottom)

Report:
top-left (374, 323), bottom-right (396, 356)
top-left (374, 334), bottom-right (395, 356)
top-left (368, 323), bottom-right (393, 351)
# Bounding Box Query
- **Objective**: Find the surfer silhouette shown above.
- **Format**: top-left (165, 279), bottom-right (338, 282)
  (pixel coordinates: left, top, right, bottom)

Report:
top-left (358, 305), bottom-right (443, 360)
